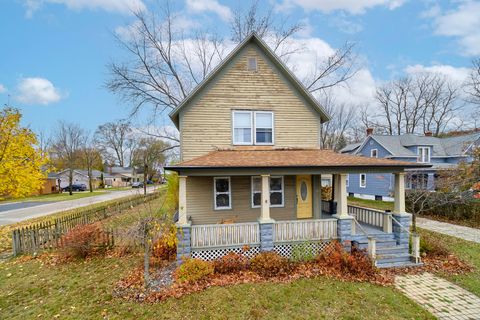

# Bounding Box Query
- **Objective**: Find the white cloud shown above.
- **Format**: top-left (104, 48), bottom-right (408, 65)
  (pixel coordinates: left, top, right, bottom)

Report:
top-left (276, 0), bottom-right (406, 15)
top-left (15, 77), bottom-right (63, 105)
top-left (186, 0), bottom-right (232, 22)
top-left (0, 84), bottom-right (6, 94)
top-left (404, 64), bottom-right (470, 84)
top-left (426, 1), bottom-right (480, 56)
top-left (23, 0), bottom-right (146, 17)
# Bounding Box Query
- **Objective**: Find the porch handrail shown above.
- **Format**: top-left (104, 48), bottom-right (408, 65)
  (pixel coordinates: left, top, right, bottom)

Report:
top-left (348, 204), bottom-right (385, 228)
top-left (274, 219), bottom-right (337, 242)
top-left (352, 217), bottom-right (369, 237)
top-left (191, 222), bottom-right (260, 248)
top-left (391, 215), bottom-right (410, 234)
top-left (391, 215), bottom-right (421, 263)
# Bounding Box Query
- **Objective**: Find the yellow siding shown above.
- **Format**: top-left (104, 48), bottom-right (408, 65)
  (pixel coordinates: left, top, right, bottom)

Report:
top-left (179, 43), bottom-right (320, 161)
top-left (187, 176), bottom-right (296, 225)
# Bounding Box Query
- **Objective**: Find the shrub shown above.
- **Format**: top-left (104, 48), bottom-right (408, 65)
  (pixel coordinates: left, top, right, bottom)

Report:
top-left (321, 186), bottom-right (332, 201)
top-left (152, 226), bottom-right (177, 261)
top-left (250, 252), bottom-right (292, 277)
top-left (174, 258), bottom-right (214, 283)
top-left (165, 173), bottom-right (179, 211)
top-left (59, 223), bottom-right (107, 260)
top-left (213, 252), bottom-right (249, 274)
top-left (317, 241), bottom-right (376, 276)
top-left (290, 242), bottom-right (316, 263)
top-left (419, 232), bottom-right (449, 257)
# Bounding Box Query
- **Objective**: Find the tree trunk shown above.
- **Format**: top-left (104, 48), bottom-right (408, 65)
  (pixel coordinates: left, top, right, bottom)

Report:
top-left (88, 170), bottom-right (93, 193)
top-left (143, 225), bottom-right (150, 289)
top-left (144, 164), bottom-right (147, 196)
top-left (68, 169), bottom-right (73, 196)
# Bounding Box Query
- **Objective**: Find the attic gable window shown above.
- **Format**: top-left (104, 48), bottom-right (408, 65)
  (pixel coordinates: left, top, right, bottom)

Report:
top-left (371, 149), bottom-right (378, 158)
top-left (247, 57), bottom-right (257, 71)
top-left (417, 147), bottom-right (430, 163)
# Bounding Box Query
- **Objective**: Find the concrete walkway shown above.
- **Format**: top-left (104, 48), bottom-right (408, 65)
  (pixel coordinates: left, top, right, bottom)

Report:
top-left (417, 217), bottom-right (480, 244)
top-left (0, 187), bottom-right (158, 226)
top-left (396, 273), bottom-right (480, 320)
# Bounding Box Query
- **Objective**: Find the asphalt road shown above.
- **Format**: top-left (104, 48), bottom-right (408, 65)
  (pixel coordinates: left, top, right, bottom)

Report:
top-left (0, 187), bottom-right (157, 226)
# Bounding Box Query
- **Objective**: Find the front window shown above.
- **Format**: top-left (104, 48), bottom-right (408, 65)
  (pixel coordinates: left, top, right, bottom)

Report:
top-left (371, 149), bottom-right (378, 158)
top-left (254, 112), bottom-right (273, 144)
top-left (359, 174), bottom-right (366, 188)
top-left (417, 147), bottom-right (430, 163)
top-left (251, 176), bottom-right (284, 208)
top-left (214, 177), bottom-right (231, 210)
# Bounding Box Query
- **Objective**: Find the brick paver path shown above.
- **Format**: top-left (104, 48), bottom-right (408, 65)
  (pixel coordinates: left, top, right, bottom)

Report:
top-left (396, 273), bottom-right (480, 320)
top-left (417, 217), bottom-right (480, 244)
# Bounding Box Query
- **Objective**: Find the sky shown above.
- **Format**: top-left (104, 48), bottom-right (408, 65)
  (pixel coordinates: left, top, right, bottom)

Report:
top-left (0, 0), bottom-right (479, 135)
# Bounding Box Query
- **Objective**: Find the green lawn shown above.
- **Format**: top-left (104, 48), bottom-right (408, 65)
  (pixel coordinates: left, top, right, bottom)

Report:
top-left (0, 190), bottom-right (107, 203)
top-left (348, 197), bottom-right (394, 211)
top-left (0, 254), bottom-right (433, 319)
top-left (418, 228), bottom-right (480, 296)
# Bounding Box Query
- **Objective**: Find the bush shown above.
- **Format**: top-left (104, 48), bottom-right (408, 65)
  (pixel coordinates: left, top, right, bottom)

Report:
top-left (213, 252), bottom-right (249, 274)
top-left (152, 226), bottom-right (177, 261)
top-left (59, 223), bottom-right (107, 260)
top-left (321, 186), bottom-right (332, 201)
top-left (419, 232), bottom-right (449, 257)
top-left (250, 252), bottom-right (292, 277)
top-left (317, 241), bottom-right (376, 276)
top-left (174, 258), bottom-right (214, 283)
top-left (165, 173), bottom-right (179, 211)
top-left (290, 242), bottom-right (316, 263)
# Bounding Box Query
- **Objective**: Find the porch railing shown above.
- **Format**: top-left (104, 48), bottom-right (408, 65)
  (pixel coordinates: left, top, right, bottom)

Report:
top-left (191, 222), bottom-right (260, 248)
top-left (274, 219), bottom-right (337, 242)
top-left (348, 205), bottom-right (386, 229)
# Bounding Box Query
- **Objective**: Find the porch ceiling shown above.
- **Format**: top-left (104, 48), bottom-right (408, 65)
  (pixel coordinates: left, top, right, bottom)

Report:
top-left (166, 148), bottom-right (431, 176)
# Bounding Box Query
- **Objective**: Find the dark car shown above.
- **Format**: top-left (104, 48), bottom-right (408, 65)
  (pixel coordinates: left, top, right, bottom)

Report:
top-left (62, 184), bottom-right (87, 192)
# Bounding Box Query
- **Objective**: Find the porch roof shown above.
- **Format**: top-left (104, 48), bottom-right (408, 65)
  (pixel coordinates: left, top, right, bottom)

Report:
top-left (166, 148), bottom-right (431, 173)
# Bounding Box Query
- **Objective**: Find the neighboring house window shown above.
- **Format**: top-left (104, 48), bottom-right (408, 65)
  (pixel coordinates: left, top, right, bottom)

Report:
top-left (232, 111), bottom-right (274, 145)
top-left (359, 174), bottom-right (366, 188)
top-left (251, 176), bottom-right (284, 208)
top-left (417, 147), bottom-right (430, 163)
top-left (214, 177), bottom-right (231, 210)
top-left (254, 111), bottom-right (274, 144)
top-left (371, 149), bottom-right (378, 158)
top-left (346, 174), bottom-right (349, 187)
top-left (407, 174), bottom-right (428, 190)
top-left (247, 57), bottom-right (257, 71)
top-left (233, 111), bottom-right (253, 145)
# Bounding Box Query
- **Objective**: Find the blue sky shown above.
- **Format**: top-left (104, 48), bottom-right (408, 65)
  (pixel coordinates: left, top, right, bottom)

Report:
top-left (0, 0), bottom-right (478, 135)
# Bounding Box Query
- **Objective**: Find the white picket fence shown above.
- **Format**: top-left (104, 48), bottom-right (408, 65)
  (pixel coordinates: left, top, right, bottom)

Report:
top-left (274, 219), bottom-right (337, 242)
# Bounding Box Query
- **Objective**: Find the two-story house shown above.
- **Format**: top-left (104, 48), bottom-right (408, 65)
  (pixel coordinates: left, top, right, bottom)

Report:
top-left (166, 33), bottom-right (429, 268)
top-left (341, 129), bottom-right (480, 201)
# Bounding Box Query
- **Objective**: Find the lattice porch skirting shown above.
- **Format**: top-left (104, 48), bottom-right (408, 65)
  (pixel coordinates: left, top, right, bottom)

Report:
top-left (191, 245), bottom-right (261, 261)
top-left (273, 240), bottom-right (333, 258)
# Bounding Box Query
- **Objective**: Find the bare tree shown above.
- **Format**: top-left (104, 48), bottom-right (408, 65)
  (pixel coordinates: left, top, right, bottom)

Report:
top-left (466, 58), bottom-right (480, 106)
top-left (51, 122), bottom-right (85, 195)
top-left (94, 121), bottom-right (134, 167)
top-left (82, 133), bottom-right (103, 192)
top-left (108, 1), bottom-right (358, 143)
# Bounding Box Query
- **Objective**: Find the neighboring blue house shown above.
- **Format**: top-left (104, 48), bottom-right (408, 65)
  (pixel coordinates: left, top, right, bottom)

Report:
top-left (340, 130), bottom-right (480, 201)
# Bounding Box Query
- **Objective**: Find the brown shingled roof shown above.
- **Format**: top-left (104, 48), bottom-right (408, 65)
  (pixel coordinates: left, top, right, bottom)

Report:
top-left (167, 148), bottom-right (431, 169)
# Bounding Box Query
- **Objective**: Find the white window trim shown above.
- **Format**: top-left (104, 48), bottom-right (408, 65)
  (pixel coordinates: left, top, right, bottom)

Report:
top-left (359, 173), bottom-right (367, 188)
top-left (346, 174), bottom-right (349, 187)
top-left (370, 149), bottom-right (378, 158)
top-left (251, 176), bottom-right (284, 208)
top-left (253, 111), bottom-right (274, 145)
top-left (417, 146), bottom-right (431, 163)
top-left (232, 111), bottom-right (253, 145)
top-left (214, 177), bottom-right (232, 210)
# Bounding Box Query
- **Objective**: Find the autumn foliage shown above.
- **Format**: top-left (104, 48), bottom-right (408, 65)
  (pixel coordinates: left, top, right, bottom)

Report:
top-left (250, 252), bottom-right (293, 277)
top-left (59, 223), bottom-right (108, 260)
top-left (213, 252), bottom-right (250, 274)
top-left (174, 258), bottom-right (214, 283)
top-left (0, 108), bottom-right (50, 200)
top-left (152, 226), bottom-right (177, 261)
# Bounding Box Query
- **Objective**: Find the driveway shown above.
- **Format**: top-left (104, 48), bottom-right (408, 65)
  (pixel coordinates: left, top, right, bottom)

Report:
top-left (0, 187), bottom-right (158, 226)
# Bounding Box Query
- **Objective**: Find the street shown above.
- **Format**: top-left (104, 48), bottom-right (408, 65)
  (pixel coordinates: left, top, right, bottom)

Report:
top-left (0, 187), bottom-right (157, 226)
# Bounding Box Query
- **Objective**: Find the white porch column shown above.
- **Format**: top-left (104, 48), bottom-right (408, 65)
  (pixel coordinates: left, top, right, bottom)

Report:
top-left (394, 172), bottom-right (406, 214)
top-left (259, 174), bottom-right (273, 223)
top-left (178, 175), bottom-right (188, 225)
top-left (333, 173), bottom-right (348, 218)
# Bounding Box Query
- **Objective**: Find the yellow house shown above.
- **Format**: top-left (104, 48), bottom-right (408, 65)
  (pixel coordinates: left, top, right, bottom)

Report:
top-left (166, 33), bottom-right (429, 268)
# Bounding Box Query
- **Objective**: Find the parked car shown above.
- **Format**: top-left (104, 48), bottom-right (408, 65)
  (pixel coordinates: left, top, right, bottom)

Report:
top-left (62, 184), bottom-right (87, 192)
top-left (131, 182), bottom-right (144, 188)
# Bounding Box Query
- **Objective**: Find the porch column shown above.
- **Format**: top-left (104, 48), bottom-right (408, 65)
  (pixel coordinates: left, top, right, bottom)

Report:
top-left (178, 175), bottom-right (188, 225)
top-left (333, 173), bottom-right (353, 245)
top-left (258, 174), bottom-right (274, 252)
top-left (176, 175), bottom-right (191, 264)
top-left (393, 172), bottom-right (406, 214)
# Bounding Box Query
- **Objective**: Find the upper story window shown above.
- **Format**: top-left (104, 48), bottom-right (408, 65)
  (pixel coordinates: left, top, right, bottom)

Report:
top-left (417, 146), bottom-right (430, 163)
top-left (370, 149), bottom-right (378, 158)
top-left (232, 111), bottom-right (274, 145)
top-left (247, 57), bottom-right (257, 71)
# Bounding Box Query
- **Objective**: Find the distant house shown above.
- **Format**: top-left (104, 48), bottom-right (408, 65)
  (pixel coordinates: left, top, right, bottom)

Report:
top-left (56, 169), bottom-right (106, 189)
top-left (340, 129), bottom-right (480, 201)
top-left (103, 166), bottom-right (141, 187)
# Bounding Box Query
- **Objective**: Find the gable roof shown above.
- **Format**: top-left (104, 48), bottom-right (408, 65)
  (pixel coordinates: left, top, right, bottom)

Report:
top-left (342, 132), bottom-right (480, 158)
top-left (168, 33), bottom-right (330, 128)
